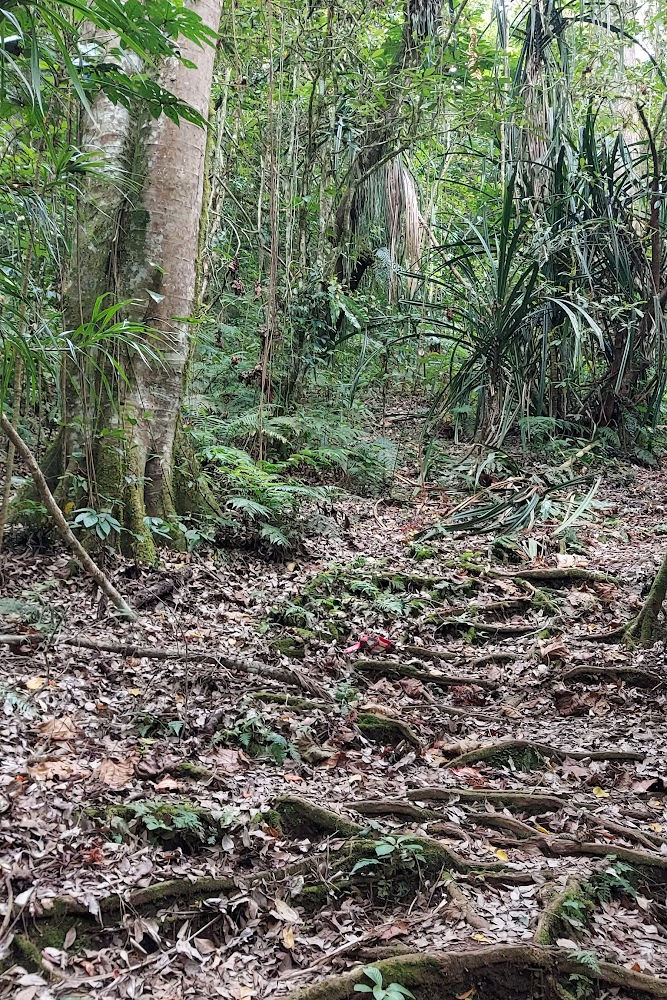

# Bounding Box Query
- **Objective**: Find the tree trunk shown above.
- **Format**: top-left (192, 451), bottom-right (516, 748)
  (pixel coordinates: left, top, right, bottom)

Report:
top-left (625, 550), bottom-right (667, 644)
top-left (48, 3), bottom-right (223, 560)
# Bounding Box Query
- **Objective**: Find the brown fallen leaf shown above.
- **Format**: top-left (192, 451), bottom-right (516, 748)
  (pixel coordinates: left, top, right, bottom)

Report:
top-left (538, 638), bottom-right (569, 663)
top-left (213, 747), bottom-right (249, 775)
top-left (553, 689), bottom-right (587, 717)
top-left (28, 759), bottom-right (88, 781)
top-left (379, 920), bottom-right (411, 941)
top-left (271, 898), bottom-right (300, 923)
top-left (399, 678), bottom-right (427, 698)
top-left (155, 775), bottom-right (181, 791)
top-left (25, 676), bottom-right (46, 691)
top-left (38, 716), bottom-right (81, 742)
top-left (450, 685), bottom-right (486, 706)
top-left (94, 758), bottom-right (135, 789)
top-left (283, 772), bottom-right (303, 783)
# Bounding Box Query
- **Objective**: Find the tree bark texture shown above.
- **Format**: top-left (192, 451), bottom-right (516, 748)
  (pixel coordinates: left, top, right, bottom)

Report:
top-left (626, 549), bottom-right (667, 643)
top-left (55, 3), bottom-right (222, 560)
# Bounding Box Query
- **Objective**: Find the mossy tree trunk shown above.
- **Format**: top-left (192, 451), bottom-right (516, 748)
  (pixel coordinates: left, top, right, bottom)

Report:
top-left (47, 4), bottom-right (222, 561)
top-left (626, 550), bottom-right (667, 644)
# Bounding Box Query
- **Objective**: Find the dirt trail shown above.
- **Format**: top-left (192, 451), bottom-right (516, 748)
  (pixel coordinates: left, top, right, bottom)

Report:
top-left (0, 462), bottom-right (666, 999)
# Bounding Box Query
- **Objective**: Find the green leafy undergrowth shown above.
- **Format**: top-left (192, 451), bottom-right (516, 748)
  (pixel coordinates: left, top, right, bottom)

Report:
top-left (199, 444), bottom-right (328, 550)
top-left (135, 712), bottom-right (186, 738)
top-left (213, 709), bottom-right (300, 765)
top-left (191, 402), bottom-right (393, 495)
top-left (268, 563), bottom-right (459, 632)
top-left (94, 799), bottom-right (237, 850)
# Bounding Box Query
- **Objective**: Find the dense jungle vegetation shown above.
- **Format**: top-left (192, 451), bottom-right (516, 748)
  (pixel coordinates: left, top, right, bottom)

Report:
top-left (2, 2), bottom-right (667, 999)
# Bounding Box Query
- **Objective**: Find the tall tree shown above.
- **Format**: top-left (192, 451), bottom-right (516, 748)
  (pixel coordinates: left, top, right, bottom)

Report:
top-left (57, 0), bottom-right (222, 560)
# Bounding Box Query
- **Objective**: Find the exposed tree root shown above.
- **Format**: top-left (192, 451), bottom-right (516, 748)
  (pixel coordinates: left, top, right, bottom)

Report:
top-left (623, 552), bottom-right (667, 645)
top-left (426, 597), bottom-right (533, 622)
top-left (534, 877), bottom-right (589, 944)
top-left (349, 799), bottom-right (545, 842)
top-left (407, 787), bottom-right (567, 814)
top-left (468, 811), bottom-right (545, 840)
top-left (545, 838), bottom-right (667, 875)
top-left (590, 816), bottom-right (665, 853)
top-left (493, 567), bottom-right (622, 585)
top-left (562, 664), bottom-right (663, 687)
top-left (436, 618), bottom-right (539, 637)
top-left (575, 625), bottom-right (628, 643)
top-left (471, 651), bottom-right (517, 667)
top-left (283, 943), bottom-right (667, 1000)
top-left (272, 796), bottom-right (524, 881)
top-left (401, 701), bottom-right (495, 721)
top-left (398, 644), bottom-right (456, 661)
top-left (350, 798), bottom-right (444, 823)
top-left (250, 690), bottom-right (328, 711)
top-left (443, 877), bottom-right (489, 929)
top-left (353, 659), bottom-right (496, 690)
top-left (356, 711), bottom-right (422, 749)
top-left (0, 633), bottom-right (331, 699)
top-left (275, 795), bottom-right (363, 839)
top-left (445, 739), bottom-right (644, 769)
top-left (0, 413), bottom-right (136, 620)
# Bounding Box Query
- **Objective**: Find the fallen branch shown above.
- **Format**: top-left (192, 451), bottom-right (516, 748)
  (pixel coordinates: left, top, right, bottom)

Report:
top-left (0, 633), bottom-right (330, 699)
top-left (1, 412), bottom-right (136, 620)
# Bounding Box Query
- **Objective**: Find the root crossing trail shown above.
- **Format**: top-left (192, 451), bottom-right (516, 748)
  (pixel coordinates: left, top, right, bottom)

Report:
top-left (1, 462), bottom-right (666, 1000)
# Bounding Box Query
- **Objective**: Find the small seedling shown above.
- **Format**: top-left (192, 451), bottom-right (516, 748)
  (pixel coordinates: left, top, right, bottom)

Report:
top-left (354, 966), bottom-right (415, 1000)
top-left (350, 834), bottom-right (425, 875)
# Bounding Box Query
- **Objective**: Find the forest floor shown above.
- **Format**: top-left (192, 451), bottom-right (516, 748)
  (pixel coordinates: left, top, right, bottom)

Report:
top-left (1, 433), bottom-right (667, 1000)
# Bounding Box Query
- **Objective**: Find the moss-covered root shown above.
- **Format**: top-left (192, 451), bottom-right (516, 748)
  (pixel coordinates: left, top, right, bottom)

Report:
top-left (356, 711), bottom-right (421, 749)
top-left (562, 665), bottom-right (664, 687)
top-left (284, 943), bottom-right (667, 1000)
top-left (445, 739), bottom-right (644, 770)
top-left (624, 551), bottom-right (667, 645)
top-left (250, 690), bottom-right (328, 711)
top-left (545, 839), bottom-right (667, 877)
top-left (275, 795), bottom-right (363, 839)
top-left (353, 659), bottom-right (496, 690)
top-left (534, 878), bottom-right (590, 944)
top-left (272, 797), bottom-right (509, 878)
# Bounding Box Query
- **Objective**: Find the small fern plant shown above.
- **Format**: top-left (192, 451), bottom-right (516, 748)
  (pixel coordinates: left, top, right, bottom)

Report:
top-left (201, 444), bottom-right (327, 549)
top-left (354, 967), bottom-right (415, 1000)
